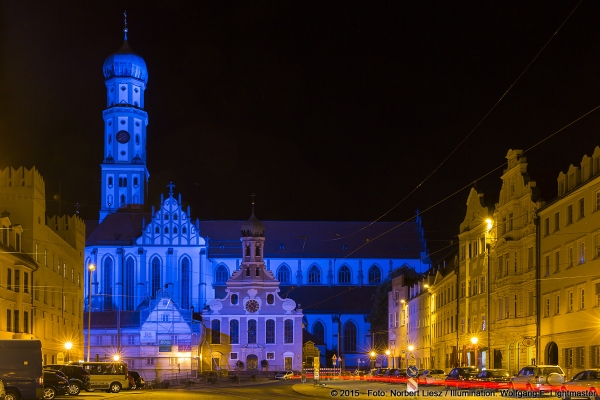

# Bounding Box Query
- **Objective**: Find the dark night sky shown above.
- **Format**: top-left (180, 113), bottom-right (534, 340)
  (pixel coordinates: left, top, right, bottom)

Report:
top-left (1, 1), bottom-right (600, 256)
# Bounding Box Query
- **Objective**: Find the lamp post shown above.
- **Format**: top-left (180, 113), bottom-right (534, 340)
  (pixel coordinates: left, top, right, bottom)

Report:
top-left (370, 351), bottom-right (376, 369)
top-left (87, 263), bottom-right (95, 362)
top-left (471, 337), bottom-right (479, 368)
top-left (407, 344), bottom-right (415, 368)
top-left (385, 349), bottom-right (391, 368)
top-left (64, 341), bottom-right (73, 363)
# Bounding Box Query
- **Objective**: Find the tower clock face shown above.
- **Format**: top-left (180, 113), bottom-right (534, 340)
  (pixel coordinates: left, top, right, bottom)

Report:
top-left (116, 130), bottom-right (130, 144)
top-left (245, 299), bottom-right (260, 313)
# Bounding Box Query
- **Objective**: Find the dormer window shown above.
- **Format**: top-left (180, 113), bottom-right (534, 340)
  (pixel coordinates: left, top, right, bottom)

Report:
top-left (256, 246), bottom-right (261, 257)
top-left (231, 294), bottom-right (239, 305)
top-left (245, 246), bottom-right (250, 257)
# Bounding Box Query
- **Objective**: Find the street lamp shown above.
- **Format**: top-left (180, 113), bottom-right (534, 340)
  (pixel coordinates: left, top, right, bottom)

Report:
top-left (87, 263), bottom-right (95, 362)
top-left (370, 351), bottom-right (376, 369)
top-left (471, 336), bottom-right (479, 368)
top-left (64, 341), bottom-right (73, 363)
top-left (113, 354), bottom-right (120, 362)
top-left (385, 349), bottom-right (391, 368)
top-left (407, 345), bottom-right (415, 368)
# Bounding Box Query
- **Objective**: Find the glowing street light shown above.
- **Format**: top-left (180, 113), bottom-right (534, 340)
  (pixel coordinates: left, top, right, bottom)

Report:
top-left (369, 351), bottom-right (376, 369)
top-left (64, 341), bottom-right (73, 363)
top-left (113, 354), bottom-right (120, 362)
top-left (87, 263), bottom-right (96, 362)
top-left (471, 336), bottom-right (479, 368)
top-left (408, 344), bottom-right (415, 352)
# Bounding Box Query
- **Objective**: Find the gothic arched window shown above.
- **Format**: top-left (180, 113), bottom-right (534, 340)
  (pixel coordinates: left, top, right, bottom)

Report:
top-left (230, 319), bottom-right (239, 344)
top-left (368, 265), bottom-right (382, 284)
top-left (215, 265), bottom-right (228, 284)
top-left (313, 321), bottom-right (325, 344)
top-left (211, 320), bottom-right (220, 344)
top-left (266, 319), bottom-right (275, 344)
top-left (308, 266), bottom-right (321, 284)
top-left (277, 265), bottom-right (291, 284)
top-left (343, 321), bottom-right (357, 352)
top-left (125, 257), bottom-right (135, 310)
top-left (103, 258), bottom-right (113, 310)
top-left (181, 258), bottom-right (190, 309)
top-left (338, 265), bottom-right (351, 284)
top-left (151, 257), bottom-right (161, 298)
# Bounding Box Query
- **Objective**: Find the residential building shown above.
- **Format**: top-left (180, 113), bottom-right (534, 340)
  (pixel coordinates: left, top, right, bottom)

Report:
top-left (457, 187), bottom-right (492, 369)
top-left (538, 146), bottom-right (600, 376)
top-left (489, 150), bottom-right (542, 374)
top-left (0, 166), bottom-right (85, 364)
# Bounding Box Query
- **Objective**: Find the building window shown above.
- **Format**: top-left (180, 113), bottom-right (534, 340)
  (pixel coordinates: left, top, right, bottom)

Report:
top-left (23, 272), bottom-right (29, 293)
top-left (592, 346), bottom-right (600, 368)
top-left (544, 218), bottom-right (550, 236)
top-left (568, 291), bottom-right (574, 312)
top-left (284, 319), bottom-right (294, 343)
top-left (568, 246), bottom-right (574, 268)
top-left (545, 298), bottom-right (550, 317)
top-left (595, 234), bottom-right (600, 259)
top-left (596, 282), bottom-right (600, 307)
top-left (368, 265), bottom-right (381, 284)
top-left (211, 320), bottom-right (221, 344)
top-left (545, 255), bottom-right (550, 277)
top-left (13, 310), bottom-right (19, 333)
top-left (180, 258), bottom-right (190, 310)
top-left (215, 265), bottom-right (229, 283)
top-left (338, 265), bottom-right (351, 284)
top-left (267, 294), bottom-right (274, 305)
top-left (308, 266), bottom-right (321, 284)
top-left (555, 295), bottom-right (560, 315)
top-left (277, 265), bottom-right (291, 284)
top-left (267, 352), bottom-right (275, 360)
top-left (343, 321), bottom-right (357, 352)
top-left (248, 319), bottom-right (257, 344)
top-left (313, 321), bottom-right (325, 344)
top-left (103, 258), bottom-right (114, 310)
top-left (230, 320), bottom-right (239, 344)
top-left (147, 358), bottom-right (154, 365)
top-left (565, 348), bottom-right (573, 368)
top-left (150, 257), bottom-right (161, 299)
top-left (555, 252), bottom-right (560, 273)
top-left (6, 310), bottom-right (11, 332)
top-left (266, 319), bottom-right (275, 344)
top-left (231, 294), bottom-right (238, 305)
top-left (125, 258), bottom-right (135, 310)
top-left (581, 288), bottom-right (585, 309)
top-left (230, 352), bottom-right (238, 360)
top-left (580, 198), bottom-right (585, 219)
top-left (596, 190), bottom-right (600, 212)
top-left (579, 241), bottom-right (586, 264)
top-left (461, 282), bottom-right (466, 298)
top-left (567, 205), bottom-right (573, 225)
top-left (528, 247), bottom-right (534, 270)
top-left (480, 276), bottom-right (486, 293)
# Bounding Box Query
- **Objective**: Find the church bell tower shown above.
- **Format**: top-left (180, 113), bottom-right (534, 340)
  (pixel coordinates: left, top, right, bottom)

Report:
top-left (99, 15), bottom-right (149, 222)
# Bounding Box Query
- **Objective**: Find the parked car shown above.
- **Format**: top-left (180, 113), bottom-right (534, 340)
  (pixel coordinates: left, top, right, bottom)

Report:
top-left (128, 371), bottom-right (146, 389)
top-left (560, 369), bottom-right (600, 400)
top-left (44, 364), bottom-right (90, 395)
top-left (444, 367), bottom-right (479, 389)
top-left (510, 365), bottom-right (565, 392)
top-left (419, 369), bottom-right (447, 385)
top-left (274, 371), bottom-right (293, 380)
top-left (470, 369), bottom-right (511, 390)
top-left (389, 368), bottom-right (410, 384)
top-left (0, 340), bottom-right (44, 400)
top-left (0, 378), bottom-right (5, 400)
top-left (43, 370), bottom-right (70, 400)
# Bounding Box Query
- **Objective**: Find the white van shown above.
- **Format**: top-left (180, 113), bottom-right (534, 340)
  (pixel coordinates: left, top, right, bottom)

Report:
top-left (70, 362), bottom-right (129, 393)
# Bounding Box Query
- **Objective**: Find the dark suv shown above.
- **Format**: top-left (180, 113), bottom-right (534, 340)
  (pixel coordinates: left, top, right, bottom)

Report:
top-left (445, 367), bottom-right (479, 389)
top-left (43, 364), bottom-right (90, 395)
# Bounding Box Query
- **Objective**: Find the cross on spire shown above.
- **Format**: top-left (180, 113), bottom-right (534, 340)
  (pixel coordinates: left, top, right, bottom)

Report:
top-left (167, 182), bottom-right (176, 196)
top-left (123, 10), bottom-right (128, 41)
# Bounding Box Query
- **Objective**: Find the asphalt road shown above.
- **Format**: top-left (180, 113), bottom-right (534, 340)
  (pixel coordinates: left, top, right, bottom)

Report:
top-left (69, 380), bottom-right (537, 399)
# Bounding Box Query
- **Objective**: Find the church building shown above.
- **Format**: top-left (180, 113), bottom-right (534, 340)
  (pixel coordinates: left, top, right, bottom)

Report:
top-left (84, 22), bottom-right (430, 375)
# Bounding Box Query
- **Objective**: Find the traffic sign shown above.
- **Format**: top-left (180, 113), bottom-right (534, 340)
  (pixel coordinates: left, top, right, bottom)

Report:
top-left (408, 356), bottom-right (417, 367)
top-left (407, 365), bottom-right (419, 378)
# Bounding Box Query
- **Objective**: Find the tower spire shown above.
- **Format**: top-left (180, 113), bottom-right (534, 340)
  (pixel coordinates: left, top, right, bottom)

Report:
top-left (123, 10), bottom-right (128, 41)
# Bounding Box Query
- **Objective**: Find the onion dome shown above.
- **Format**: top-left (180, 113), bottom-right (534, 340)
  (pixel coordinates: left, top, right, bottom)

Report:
top-left (241, 212), bottom-right (265, 237)
top-left (102, 27), bottom-right (148, 84)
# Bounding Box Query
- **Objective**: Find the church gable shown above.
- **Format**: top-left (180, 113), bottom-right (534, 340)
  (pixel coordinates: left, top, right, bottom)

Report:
top-left (137, 184), bottom-right (204, 246)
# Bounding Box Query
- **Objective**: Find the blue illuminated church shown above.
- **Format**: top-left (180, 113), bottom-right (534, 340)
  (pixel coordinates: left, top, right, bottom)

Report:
top-left (84, 21), bottom-right (430, 376)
